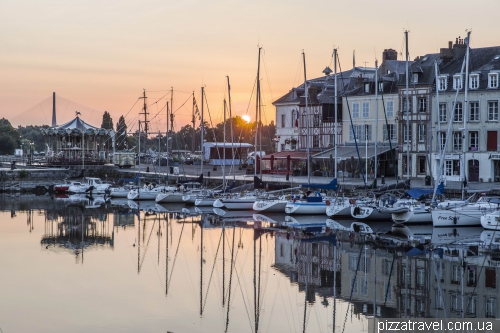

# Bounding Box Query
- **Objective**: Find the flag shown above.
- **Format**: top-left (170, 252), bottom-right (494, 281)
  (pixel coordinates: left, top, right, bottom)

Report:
top-left (295, 111), bottom-right (299, 127)
top-left (193, 97), bottom-right (200, 120)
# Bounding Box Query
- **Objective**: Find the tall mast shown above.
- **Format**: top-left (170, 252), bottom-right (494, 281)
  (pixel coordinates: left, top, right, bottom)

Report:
top-left (201, 87), bottom-right (204, 175)
top-left (462, 31), bottom-right (471, 200)
top-left (139, 89), bottom-right (149, 157)
top-left (223, 99), bottom-right (227, 186)
top-left (254, 47), bottom-right (262, 177)
top-left (303, 51), bottom-right (310, 184)
top-left (405, 30), bottom-right (410, 180)
top-left (192, 92), bottom-right (195, 153)
top-left (227, 76), bottom-right (236, 182)
top-left (375, 59), bottom-right (379, 186)
top-left (334, 49), bottom-right (338, 178)
top-left (166, 102), bottom-right (170, 174)
top-left (170, 87), bottom-right (174, 154)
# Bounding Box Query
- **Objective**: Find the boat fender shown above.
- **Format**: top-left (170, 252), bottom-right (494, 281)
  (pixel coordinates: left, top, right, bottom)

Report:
top-left (353, 206), bottom-right (361, 216)
top-left (453, 216), bottom-right (458, 225)
top-left (326, 199), bottom-right (331, 206)
top-left (349, 198), bottom-right (356, 205)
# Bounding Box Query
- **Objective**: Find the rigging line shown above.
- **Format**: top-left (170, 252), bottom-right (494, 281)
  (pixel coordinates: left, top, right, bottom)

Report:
top-left (147, 91), bottom-right (171, 108)
top-left (262, 49), bottom-right (275, 104)
top-left (225, 225), bottom-right (236, 333)
top-left (341, 235), bottom-right (366, 333)
top-left (138, 220), bottom-right (156, 271)
top-left (202, 228), bottom-right (224, 313)
top-left (166, 222), bottom-right (186, 293)
top-left (173, 94), bottom-right (193, 115)
top-left (337, 52), bottom-right (367, 187)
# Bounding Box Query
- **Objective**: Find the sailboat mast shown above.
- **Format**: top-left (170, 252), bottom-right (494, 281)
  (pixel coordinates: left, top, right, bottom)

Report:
top-left (166, 102), bottom-right (170, 176)
top-left (192, 92), bottom-right (195, 153)
top-left (139, 89), bottom-right (149, 161)
top-left (462, 31), bottom-right (471, 200)
top-left (405, 30), bottom-right (410, 180)
top-left (334, 48), bottom-right (338, 178)
top-left (303, 51), bottom-right (311, 184)
top-left (227, 76), bottom-right (236, 182)
top-left (223, 99), bottom-right (227, 186)
top-left (201, 87), bottom-right (204, 175)
top-left (375, 59), bottom-right (379, 186)
top-left (254, 47), bottom-right (262, 176)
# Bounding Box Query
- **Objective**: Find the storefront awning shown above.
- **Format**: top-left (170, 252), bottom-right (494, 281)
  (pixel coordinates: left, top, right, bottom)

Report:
top-left (261, 151), bottom-right (308, 160)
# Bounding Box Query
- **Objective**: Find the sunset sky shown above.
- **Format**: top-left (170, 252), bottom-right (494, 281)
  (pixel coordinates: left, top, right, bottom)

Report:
top-left (1, 0), bottom-right (499, 134)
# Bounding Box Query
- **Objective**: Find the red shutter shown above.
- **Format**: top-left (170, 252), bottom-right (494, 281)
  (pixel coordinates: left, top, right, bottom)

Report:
top-left (487, 131), bottom-right (498, 151)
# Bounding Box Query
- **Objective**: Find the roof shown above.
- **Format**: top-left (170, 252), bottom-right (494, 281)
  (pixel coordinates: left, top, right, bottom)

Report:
top-left (312, 144), bottom-right (396, 160)
top-left (54, 116), bottom-right (100, 131)
top-left (203, 142), bottom-right (253, 148)
top-left (261, 151), bottom-right (308, 160)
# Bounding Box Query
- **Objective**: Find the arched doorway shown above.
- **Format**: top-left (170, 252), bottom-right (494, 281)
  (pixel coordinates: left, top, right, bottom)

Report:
top-left (468, 159), bottom-right (479, 182)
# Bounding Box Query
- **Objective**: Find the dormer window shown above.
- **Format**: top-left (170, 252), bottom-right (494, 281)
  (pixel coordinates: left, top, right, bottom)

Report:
top-left (364, 83), bottom-right (370, 93)
top-left (453, 74), bottom-right (463, 90)
top-left (469, 74), bottom-right (479, 89)
top-left (412, 73), bottom-right (419, 83)
top-left (488, 73), bottom-right (499, 88)
top-left (438, 76), bottom-right (447, 91)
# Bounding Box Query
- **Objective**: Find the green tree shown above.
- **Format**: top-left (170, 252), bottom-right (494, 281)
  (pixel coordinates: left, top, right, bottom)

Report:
top-left (0, 118), bottom-right (20, 154)
top-left (115, 115), bottom-right (127, 149)
top-left (101, 111), bottom-right (114, 130)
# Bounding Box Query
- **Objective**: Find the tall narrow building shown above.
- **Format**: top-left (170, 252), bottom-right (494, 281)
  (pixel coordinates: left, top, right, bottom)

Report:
top-left (51, 92), bottom-right (57, 127)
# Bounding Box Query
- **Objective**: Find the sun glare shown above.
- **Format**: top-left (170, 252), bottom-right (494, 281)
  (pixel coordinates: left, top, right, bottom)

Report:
top-left (242, 115), bottom-right (251, 123)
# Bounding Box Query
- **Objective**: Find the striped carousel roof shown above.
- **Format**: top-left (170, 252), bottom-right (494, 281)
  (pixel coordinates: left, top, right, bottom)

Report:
top-left (54, 116), bottom-right (99, 131)
top-left (42, 116), bottom-right (109, 136)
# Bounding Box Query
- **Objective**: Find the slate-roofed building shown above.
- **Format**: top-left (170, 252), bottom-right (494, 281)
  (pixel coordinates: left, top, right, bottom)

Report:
top-left (430, 38), bottom-right (500, 183)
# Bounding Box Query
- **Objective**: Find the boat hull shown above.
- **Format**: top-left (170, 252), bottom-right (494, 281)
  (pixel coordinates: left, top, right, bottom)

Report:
top-left (351, 206), bottom-right (391, 221)
top-left (432, 209), bottom-right (483, 227)
top-left (253, 199), bottom-right (287, 213)
top-left (481, 212), bottom-right (500, 230)
top-left (284, 201), bottom-right (327, 215)
top-left (392, 209), bottom-right (432, 224)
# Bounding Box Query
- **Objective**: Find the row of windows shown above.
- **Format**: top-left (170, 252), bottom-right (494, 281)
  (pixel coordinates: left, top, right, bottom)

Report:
top-left (439, 72), bottom-right (500, 91)
top-left (351, 100), bottom-right (394, 118)
top-left (438, 101), bottom-right (499, 122)
top-left (348, 124), bottom-right (396, 142)
top-left (437, 130), bottom-right (498, 152)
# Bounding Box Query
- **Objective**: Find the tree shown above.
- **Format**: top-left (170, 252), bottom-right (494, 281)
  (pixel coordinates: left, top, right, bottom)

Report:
top-left (101, 111), bottom-right (114, 130)
top-left (0, 118), bottom-right (20, 154)
top-left (115, 115), bottom-right (127, 149)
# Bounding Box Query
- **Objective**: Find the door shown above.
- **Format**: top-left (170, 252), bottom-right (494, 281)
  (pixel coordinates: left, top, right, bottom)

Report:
top-left (468, 159), bottom-right (479, 182)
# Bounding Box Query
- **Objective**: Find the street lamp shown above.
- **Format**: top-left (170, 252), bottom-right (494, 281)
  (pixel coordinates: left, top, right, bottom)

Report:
top-left (29, 142), bottom-right (34, 165)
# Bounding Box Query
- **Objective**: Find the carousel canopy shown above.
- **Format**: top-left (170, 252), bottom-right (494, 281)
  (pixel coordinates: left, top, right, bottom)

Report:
top-left (42, 117), bottom-right (109, 136)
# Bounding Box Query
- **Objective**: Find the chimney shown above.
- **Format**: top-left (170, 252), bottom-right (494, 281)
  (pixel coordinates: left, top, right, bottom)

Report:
top-left (453, 36), bottom-right (467, 59)
top-left (440, 41), bottom-right (453, 64)
top-left (381, 48), bottom-right (397, 75)
top-left (51, 92), bottom-right (57, 127)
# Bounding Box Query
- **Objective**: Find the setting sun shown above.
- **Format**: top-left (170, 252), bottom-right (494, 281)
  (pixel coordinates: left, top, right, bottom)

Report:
top-left (242, 115), bottom-right (251, 123)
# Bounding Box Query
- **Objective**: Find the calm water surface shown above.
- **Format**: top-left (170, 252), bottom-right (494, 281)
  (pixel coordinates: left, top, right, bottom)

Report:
top-left (0, 195), bottom-right (496, 332)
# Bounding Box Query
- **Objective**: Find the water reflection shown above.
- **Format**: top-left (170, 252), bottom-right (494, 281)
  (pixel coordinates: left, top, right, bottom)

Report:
top-left (2, 194), bottom-right (500, 332)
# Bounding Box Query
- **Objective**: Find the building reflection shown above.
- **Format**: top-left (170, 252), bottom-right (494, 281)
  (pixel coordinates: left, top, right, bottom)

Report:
top-left (273, 223), bottom-right (500, 321)
top-left (41, 201), bottom-right (113, 263)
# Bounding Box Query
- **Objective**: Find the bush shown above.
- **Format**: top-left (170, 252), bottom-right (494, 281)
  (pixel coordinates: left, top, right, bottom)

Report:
top-left (19, 169), bottom-right (29, 178)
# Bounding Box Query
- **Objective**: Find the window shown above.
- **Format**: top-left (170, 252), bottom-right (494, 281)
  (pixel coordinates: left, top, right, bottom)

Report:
top-left (291, 142), bottom-right (296, 150)
top-left (489, 101), bottom-right (499, 121)
top-left (280, 143), bottom-right (285, 151)
top-left (470, 74), bottom-right (479, 89)
top-left (453, 74), bottom-right (463, 90)
top-left (386, 100), bottom-right (394, 117)
top-left (445, 160), bottom-right (453, 176)
top-left (313, 135), bottom-right (319, 148)
top-left (378, 82), bottom-right (384, 92)
top-left (418, 156), bottom-right (426, 174)
top-left (402, 97), bottom-right (411, 113)
top-left (313, 114), bottom-right (320, 127)
top-left (381, 259), bottom-right (392, 276)
top-left (350, 125), bottom-right (371, 141)
top-left (412, 73), bottom-right (419, 83)
top-left (301, 111), bottom-right (307, 127)
top-left (362, 102), bottom-right (369, 118)
top-left (364, 83), bottom-right (370, 93)
top-left (451, 264), bottom-right (460, 284)
top-left (486, 298), bottom-right (496, 318)
top-left (361, 277), bottom-right (368, 295)
top-left (311, 243), bottom-right (318, 256)
top-left (383, 124), bottom-right (396, 141)
top-left (353, 103), bottom-right (359, 118)
top-left (438, 76), bottom-right (448, 91)
top-left (330, 134), bottom-right (335, 147)
top-left (418, 124), bottom-right (426, 142)
top-left (351, 277), bottom-right (358, 294)
top-left (451, 293), bottom-right (460, 312)
top-left (470, 102), bottom-right (479, 121)
top-left (418, 97), bottom-right (427, 112)
top-left (489, 73), bottom-right (499, 88)
top-left (312, 262), bottom-right (318, 278)
top-left (281, 114), bottom-right (285, 128)
top-left (438, 132), bottom-right (446, 151)
top-left (435, 291), bottom-right (444, 309)
top-left (348, 254), bottom-right (358, 271)
top-left (453, 102), bottom-right (463, 122)
top-left (416, 268), bottom-right (425, 287)
top-left (453, 132), bottom-right (462, 151)
top-left (439, 103), bottom-right (447, 122)
top-left (467, 266), bottom-right (477, 287)
top-left (416, 298), bottom-right (425, 313)
top-left (470, 131), bottom-right (479, 151)
top-left (280, 243), bottom-right (284, 257)
top-left (402, 266), bottom-right (410, 285)
top-left (467, 296), bottom-right (477, 316)
top-left (404, 124), bottom-right (411, 142)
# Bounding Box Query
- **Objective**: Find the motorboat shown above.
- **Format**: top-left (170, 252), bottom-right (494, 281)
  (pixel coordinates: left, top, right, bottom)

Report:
top-left (107, 184), bottom-right (135, 198)
top-left (54, 180), bottom-right (84, 193)
top-left (481, 210), bottom-right (500, 230)
top-left (67, 177), bottom-right (111, 194)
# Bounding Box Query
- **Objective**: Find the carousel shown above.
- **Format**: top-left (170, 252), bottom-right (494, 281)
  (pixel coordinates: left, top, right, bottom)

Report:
top-left (41, 113), bottom-right (115, 166)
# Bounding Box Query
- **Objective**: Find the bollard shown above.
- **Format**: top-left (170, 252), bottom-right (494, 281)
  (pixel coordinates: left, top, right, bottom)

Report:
top-left (286, 173), bottom-right (289, 181)
top-left (381, 175), bottom-right (385, 185)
